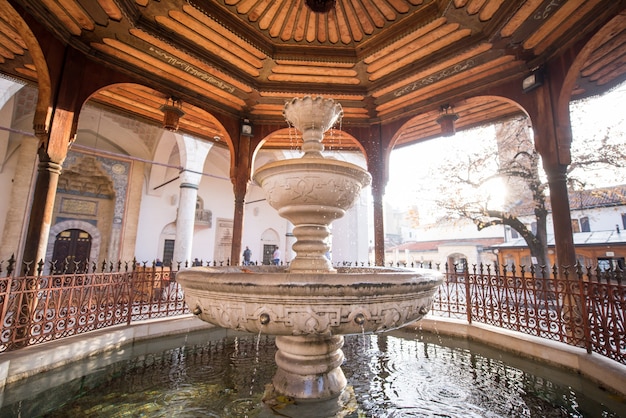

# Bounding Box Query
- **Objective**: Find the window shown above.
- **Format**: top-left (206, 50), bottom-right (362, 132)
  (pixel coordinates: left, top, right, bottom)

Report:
top-left (580, 217), bottom-right (590, 232)
top-left (576, 254), bottom-right (593, 266)
top-left (571, 219), bottom-right (580, 233)
top-left (520, 255), bottom-right (533, 267)
top-left (622, 213), bottom-right (626, 229)
top-left (597, 257), bottom-right (625, 271)
top-left (530, 222), bottom-right (537, 235)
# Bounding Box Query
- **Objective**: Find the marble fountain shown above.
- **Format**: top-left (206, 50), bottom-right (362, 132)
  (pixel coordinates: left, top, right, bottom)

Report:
top-left (175, 96), bottom-right (443, 413)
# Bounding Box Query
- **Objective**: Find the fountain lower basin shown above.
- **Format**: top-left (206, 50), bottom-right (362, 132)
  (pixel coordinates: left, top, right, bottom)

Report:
top-left (178, 265), bottom-right (441, 336)
top-left (176, 265), bottom-right (443, 401)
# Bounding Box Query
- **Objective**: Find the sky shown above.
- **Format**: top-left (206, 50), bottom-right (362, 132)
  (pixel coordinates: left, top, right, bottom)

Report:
top-left (384, 82), bottom-right (626, 218)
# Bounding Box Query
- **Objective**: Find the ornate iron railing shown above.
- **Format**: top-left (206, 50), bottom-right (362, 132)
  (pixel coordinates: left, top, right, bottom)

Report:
top-left (0, 256), bottom-right (623, 366)
top-left (0, 258), bottom-right (187, 352)
top-left (431, 262), bottom-right (625, 365)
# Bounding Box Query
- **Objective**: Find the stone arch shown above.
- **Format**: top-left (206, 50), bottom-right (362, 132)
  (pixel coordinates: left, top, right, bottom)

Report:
top-left (261, 228), bottom-right (280, 243)
top-left (148, 129), bottom-right (179, 195)
top-left (446, 252), bottom-right (468, 272)
top-left (46, 220), bottom-right (102, 265)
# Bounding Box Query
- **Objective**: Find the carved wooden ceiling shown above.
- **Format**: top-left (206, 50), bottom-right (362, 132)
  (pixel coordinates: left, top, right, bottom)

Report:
top-left (1, 0), bottom-right (625, 151)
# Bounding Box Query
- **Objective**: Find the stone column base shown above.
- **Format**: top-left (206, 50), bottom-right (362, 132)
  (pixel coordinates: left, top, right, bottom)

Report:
top-left (272, 334), bottom-right (347, 400)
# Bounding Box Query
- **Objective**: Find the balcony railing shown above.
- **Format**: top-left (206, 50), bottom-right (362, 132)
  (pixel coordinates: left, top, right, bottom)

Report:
top-left (0, 256), bottom-right (623, 367)
top-left (195, 209), bottom-right (212, 227)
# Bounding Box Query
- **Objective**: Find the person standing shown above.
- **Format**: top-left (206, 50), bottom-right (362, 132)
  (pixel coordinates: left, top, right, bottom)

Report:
top-left (272, 247), bottom-right (281, 265)
top-left (243, 246), bottom-right (252, 265)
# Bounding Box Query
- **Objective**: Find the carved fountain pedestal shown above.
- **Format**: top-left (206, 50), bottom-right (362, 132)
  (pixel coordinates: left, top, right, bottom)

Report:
top-left (176, 96), bottom-right (443, 409)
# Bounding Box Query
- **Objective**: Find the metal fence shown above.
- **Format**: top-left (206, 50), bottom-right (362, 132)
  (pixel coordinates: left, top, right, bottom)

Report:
top-left (432, 262), bottom-right (625, 365)
top-left (0, 258), bottom-right (187, 352)
top-left (0, 256), bottom-right (623, 366)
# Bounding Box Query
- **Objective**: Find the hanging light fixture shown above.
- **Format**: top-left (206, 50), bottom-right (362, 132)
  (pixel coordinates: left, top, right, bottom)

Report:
top-left (160, 97), bottom-right (185, 132)
top-left (241, 118), bottom-right (253, 137)
top-left (436, 104), bottom-right (459, 137)
top-left (305, 0), bottom-right (336, 13)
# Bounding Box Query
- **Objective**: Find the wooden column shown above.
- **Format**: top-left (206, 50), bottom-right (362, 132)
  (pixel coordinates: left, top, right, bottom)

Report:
top-left (544, 163), bottom-right (576, 268)
top-left (231, 189), bottom-right (246, 266)
top-left (528, 71), bottom-right (577, 270)
top-left (230, 127), bottom-right (253, 265)
top-left (19, 40), bottom-right (143, 268)
top-left (361, 123), bottom-right (387, 266)
top-left (371, 180), bottom-right (385, 266)
top-left (21, 148), bottom-right (63, 270)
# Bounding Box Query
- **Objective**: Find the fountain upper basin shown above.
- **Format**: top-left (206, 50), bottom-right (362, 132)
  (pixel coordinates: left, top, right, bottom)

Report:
top-left (253, 158), bottom-right (371, 218)
top-left (176, 265), bottom-right (443, 336)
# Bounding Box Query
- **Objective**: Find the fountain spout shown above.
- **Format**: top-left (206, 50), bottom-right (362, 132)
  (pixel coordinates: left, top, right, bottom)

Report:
top-left (283, 96), bottom-right (343, 158)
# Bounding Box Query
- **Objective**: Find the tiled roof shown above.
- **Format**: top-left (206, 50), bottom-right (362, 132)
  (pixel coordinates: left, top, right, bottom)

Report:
top-left (388, 238), bottom-right (505, 252)
top-left (493, 230), bottom-right (626, 248)
top-left (513, 185), bottom-right (626, 216)
top-left (568, 185), bottom-right (626, 211)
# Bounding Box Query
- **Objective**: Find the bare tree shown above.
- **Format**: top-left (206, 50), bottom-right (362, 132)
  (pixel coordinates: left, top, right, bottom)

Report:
top-left (432, 112), bottom-right (626, 268)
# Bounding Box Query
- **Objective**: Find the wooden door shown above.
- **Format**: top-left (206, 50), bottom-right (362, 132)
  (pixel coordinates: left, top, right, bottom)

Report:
top-left (51, 229), bottom-right (92, 273)
top-left (263, 244), bottom-right (277, 265)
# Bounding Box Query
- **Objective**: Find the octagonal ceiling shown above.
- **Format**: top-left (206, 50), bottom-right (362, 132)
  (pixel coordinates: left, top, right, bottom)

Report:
top-left (1, 0), bottom-right (625, 150)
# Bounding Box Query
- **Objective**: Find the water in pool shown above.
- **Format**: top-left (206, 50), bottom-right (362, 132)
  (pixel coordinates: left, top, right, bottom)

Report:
top-left (0, 327), bottom-right (623, 417)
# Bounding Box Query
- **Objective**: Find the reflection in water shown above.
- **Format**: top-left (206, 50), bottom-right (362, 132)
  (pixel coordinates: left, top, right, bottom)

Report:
top-left (0, 328), bottom-right (623, 417)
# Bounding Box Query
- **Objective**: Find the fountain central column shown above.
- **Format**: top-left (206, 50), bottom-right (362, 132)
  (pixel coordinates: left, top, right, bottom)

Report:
top-left (272, 335), bottom-right (346, 399)
top-left (254, 96), bottom-right (371, 274)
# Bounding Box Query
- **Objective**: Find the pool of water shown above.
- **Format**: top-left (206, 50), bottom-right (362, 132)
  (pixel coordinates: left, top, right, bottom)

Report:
top-left (0, 327), bottom-right (624, 417)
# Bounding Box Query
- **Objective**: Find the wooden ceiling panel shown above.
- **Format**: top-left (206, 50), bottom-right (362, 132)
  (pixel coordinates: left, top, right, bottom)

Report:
top-left (478, 0), bottom-right (505, 21)
top-left (527, 0), bottom-right (605, 55)
top-left (97, 0), bottom-right (123, 21)
top-left (183, 5), bottom-right (268, 61)
top-left (40, 0), bottom-right (82, 36)
top-left (92, 38), bottom-right (247, 108)
top-left (499, 0), bottom-right (542, 38)
top-left (372, 43), bottom-right (494, 98)
top-left (366, 23), bottom-right (466, 80)
top-left (0, 0), bottom-right (623, 151)
top-left (376, 56), bottom-right (519, 116)
top-left (155, 15), bottom-right (262, 77)
top-left (129, 28), bottom-right (253, 94)
top-left (581, 29), bottom-right (626, 77)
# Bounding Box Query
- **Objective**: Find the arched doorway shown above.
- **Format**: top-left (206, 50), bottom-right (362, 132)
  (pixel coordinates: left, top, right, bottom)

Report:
top-left (260, 229), bottom-right (280, 265)
top-left (447, 253), bottom-right (468, 273)
top-left (51, 229), bottom-right (92, 273)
